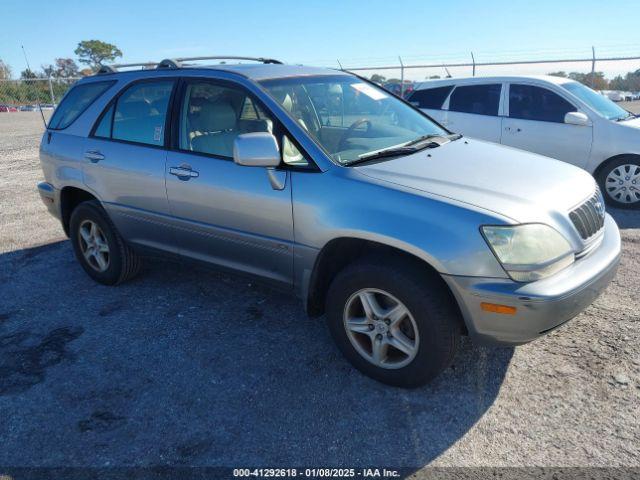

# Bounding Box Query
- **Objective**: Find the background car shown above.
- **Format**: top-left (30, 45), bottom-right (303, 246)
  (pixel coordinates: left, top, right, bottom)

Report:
top-left (382, 81), bottom-right (414, 99)
top-left (409, 75), bottom-right (640, 208)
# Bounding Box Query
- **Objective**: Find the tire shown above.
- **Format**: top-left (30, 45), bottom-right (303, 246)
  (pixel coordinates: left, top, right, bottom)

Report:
top-left (69, 200), bottom-right (141, 285)
top-left (325, 257), bottom-right (460, 388)
top-left (596, 156), bottom-right (640, 209)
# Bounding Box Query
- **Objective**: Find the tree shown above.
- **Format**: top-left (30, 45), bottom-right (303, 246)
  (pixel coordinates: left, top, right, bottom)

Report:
top-left (609, 71), bottom-right (640, 92)
top-left (20, 68), bottom-right (38, 79)
top-left (0, 59), bottom-right (12, 79)
top-left (548, 71), bottom-right (567, 78)
top-left (41, 64), bottom-right (55, 78)
top-left (567, 71), bottom-right (608, 90)
top-left (370, 73), bottom-right (387, 85)
top-left (54, 58), bottom-right (79, 78)
top-left (609, 75), bottom-right (626, 91)
top-left (75, 40), bottom-right (122, 71)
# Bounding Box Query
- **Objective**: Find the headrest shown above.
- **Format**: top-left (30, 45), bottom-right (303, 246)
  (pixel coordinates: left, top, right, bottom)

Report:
top-left (281, 94), bottom-right (293, 112)
top-left (200, 100), bottom-right (236, 131)
top-left (118, 100), bottom-right (151, 119)
top-left (237, 118), bottom-right (273, 134)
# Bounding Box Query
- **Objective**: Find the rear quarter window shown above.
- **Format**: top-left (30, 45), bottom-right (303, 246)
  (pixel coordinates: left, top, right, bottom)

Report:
top-left (48, 81), bottom-right (115, 130)
top-left (408, 86), bottom-right (453, 109)
top-left (111, 80), bottom-right (175, 146)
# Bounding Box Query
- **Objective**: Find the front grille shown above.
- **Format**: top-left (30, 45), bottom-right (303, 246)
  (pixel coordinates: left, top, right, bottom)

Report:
top-left (569, 189), bottom-right (605, 240)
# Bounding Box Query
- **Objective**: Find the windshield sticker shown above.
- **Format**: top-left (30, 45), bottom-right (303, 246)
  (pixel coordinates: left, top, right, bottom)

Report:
top-left (154, 126), bottom-right (163, 142)
top-left (351, 83), bottom-right (388, 101)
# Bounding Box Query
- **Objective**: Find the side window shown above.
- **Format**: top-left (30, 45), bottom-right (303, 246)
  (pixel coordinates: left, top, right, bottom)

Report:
top-left (282, 135), bottom-right (308, 166)
top-left (509, 84), bottom-right (575, 123)
top-left (239, 96), bottom-right (269, 120)
top-left (48, 81), bottom-right (114, 130)
top-left (449, 84), bottom-right (501, 116)
top-left (94, 104), bottom-right (114, 138)
top-left (408, 86), bottom-right (453, 109)
top-left (179, 81), bottom-right (275, 158)
top-left (111, 80), bottom-right (175, 146)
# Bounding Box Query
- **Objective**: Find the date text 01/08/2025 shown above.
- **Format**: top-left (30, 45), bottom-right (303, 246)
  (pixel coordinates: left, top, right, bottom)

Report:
top-left (232, 468), bottom-right (401, 478)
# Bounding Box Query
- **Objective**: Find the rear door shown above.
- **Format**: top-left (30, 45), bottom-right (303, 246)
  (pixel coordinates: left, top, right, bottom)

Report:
top-left (164, 78), bottom-right (295, 286)
top-left (83, 78), bottom-right (177, 251)
top-left (441, 83), bottom-right (503, 142)
top-left (408, 85), bottom-right (453, 124)
top-left (501, 83), bottom-right (593, 166)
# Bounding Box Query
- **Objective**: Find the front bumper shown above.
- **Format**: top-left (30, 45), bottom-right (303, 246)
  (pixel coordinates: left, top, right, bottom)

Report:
top-left (37, 182), bottom-right (61, 220)
top-left (443, 214), bottom-right (621, 345)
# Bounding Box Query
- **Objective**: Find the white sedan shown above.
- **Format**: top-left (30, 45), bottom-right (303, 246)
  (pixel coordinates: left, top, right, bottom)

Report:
top-left (409, 75), bottom-right (640, 208)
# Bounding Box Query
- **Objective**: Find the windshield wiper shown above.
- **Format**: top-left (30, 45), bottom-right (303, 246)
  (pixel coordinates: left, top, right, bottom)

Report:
top-left (346, 146), bottom-right (419, 165)
top-left (344, 133), bottom-right (462, 166)
top-left (617, 111), bottom-right (637, 121)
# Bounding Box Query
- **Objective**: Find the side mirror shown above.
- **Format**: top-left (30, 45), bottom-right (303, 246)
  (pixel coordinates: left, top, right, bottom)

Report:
top-left (233, 132), bottom-right (281, 167)
top-left (564, 111), bottom-right (591, 126)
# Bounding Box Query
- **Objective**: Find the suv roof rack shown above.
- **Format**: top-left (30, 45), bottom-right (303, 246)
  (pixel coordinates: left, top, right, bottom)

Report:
top-left (97, 62), bottom-right (158, 74)
top-left (98, 56), bottom-right (283, 74)
top-left (173, 56), bottom-right (283, 65)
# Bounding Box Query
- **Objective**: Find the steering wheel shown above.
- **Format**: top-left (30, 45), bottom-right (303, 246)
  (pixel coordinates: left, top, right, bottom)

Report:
top-left (337, 119), bottom-right (372, 152)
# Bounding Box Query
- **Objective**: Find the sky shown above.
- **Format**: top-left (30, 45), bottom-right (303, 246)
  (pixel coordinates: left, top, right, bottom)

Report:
top-left (1, 0), bottom-right (640, 80)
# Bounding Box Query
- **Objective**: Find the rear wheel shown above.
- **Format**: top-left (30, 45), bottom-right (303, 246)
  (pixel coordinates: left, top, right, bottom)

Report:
top-left (69, 200), bottom-right (141, 285)
top-left (597, 157), bottom-right (640, 209)
top-left (325, 258), bottom-right (460, 388)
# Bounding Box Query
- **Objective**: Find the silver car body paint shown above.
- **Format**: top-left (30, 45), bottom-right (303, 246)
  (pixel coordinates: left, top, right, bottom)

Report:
top-left (38, 64), bottom-right (621, 345)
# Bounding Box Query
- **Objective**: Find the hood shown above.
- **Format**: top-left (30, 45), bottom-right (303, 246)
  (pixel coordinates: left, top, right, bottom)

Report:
top-left (356, 138), bottom-right (596, 224)
top-left (619, 116), bottom-right (640, 129)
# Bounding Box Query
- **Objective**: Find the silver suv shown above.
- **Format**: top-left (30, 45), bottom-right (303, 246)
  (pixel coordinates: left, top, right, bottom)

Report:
top-left (38, 57), bottom-right (621, 387)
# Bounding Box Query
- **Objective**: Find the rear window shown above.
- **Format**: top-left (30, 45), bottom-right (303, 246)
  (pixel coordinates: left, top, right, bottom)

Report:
top-left (48, 81), bottom-right (114, 130)
top-left (408, 86), bottom-right (453, 109)
top-left (93, 80), bottom-right (175, 146)
top-left (449, 84), bottom-right (501, 116)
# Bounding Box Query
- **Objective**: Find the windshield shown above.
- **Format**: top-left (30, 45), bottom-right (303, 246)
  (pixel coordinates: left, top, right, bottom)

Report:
top-left (562, 82), bottom-right (630, 121)
top-left (260, 75), bottom-right (449, 164)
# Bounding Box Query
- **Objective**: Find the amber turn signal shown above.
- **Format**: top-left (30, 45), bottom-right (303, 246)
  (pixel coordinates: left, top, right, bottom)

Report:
top-left (480, 302), bottom-right (517, 315)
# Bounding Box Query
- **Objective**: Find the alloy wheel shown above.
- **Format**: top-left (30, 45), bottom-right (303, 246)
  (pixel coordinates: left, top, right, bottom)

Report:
top-left (78, 220), bottom-right (110, 272)
top-left (343, 288), bottom-right (419, 369)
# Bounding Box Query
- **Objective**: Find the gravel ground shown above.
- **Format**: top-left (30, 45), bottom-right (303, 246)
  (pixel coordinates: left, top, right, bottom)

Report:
top-left (0, 112), bottom-right (638, 474)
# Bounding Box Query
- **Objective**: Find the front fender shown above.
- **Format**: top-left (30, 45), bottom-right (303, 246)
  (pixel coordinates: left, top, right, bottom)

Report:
top-left (291, 168), bottom-right (509, 293)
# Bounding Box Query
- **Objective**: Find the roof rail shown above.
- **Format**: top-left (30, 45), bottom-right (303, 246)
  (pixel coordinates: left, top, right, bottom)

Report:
top-left (98, 56), bottom-right (283, 74)
top-left (173, 56), bottom-right (283, 65)
top-left (97, 61), bottom-right (158, 74)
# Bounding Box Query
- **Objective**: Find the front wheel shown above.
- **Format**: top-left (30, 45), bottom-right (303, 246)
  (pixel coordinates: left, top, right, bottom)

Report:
top-left (325, 258), bottom-right (461, 388)
top-left (597, 157), bottom-right (640, 209)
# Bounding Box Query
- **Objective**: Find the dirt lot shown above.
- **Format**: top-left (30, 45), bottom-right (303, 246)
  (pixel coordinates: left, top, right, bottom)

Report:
top-left (0, 112), bottom-right (639, 474)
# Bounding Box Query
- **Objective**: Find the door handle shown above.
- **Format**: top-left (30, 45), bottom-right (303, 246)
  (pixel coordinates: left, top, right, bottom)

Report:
top-left (169, 166), bottom-right (199, 179)
top-left (84, 150), bottom-right (105, 162)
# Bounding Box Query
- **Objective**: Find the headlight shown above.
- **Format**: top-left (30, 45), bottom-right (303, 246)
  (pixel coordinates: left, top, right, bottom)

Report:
top-left (481, 224), bottom-right (574, 282)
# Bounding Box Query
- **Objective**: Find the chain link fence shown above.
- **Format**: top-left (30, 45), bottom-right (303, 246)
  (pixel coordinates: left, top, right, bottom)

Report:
top-left (0, 77), bottom-right (81, 108)
top-left (1, 47), bottom-right (640, 107)
top-left (333, 48), bottom-right (640, 97)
